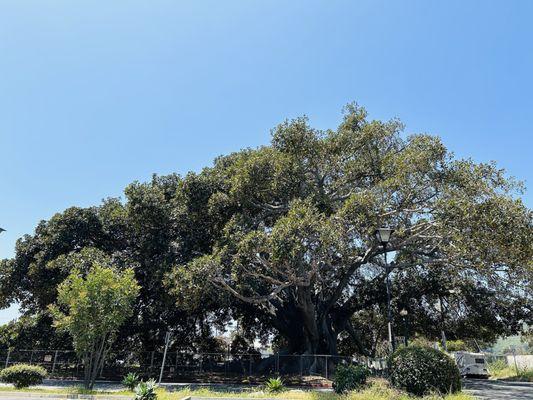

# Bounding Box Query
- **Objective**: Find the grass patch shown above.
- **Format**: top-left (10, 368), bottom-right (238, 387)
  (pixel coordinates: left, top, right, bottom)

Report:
top-left (488, 359), bottom-right (533, 382)
top-left (0, 385), bottom-right (132, 395)
top-left (160, 379), bottom-right (475, 400)
top-left (0, 378), bottom-right (477, 399)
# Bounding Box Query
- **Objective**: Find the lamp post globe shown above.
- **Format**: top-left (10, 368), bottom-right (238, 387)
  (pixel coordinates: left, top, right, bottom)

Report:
top-left (399, 309), bottom-right (409, 347)
top-left (375, 227), bottom-right (394, 245)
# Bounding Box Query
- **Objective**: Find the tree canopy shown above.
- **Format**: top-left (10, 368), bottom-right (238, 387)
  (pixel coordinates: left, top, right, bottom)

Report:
top-left (169, 104), bottom-right (532, 355)
top-left (0, 103), bottom-right (531, 357)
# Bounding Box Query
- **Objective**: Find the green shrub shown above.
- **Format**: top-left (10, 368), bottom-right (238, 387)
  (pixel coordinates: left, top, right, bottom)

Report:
top-left (122, 372), bottom-right (140, 390)
top-left (134, 379), bottom-right (157, 400)
top-left (389, 346), bottom-right (461, 396)
top-left (333, 364), bottom-right (370, 393)
top-left (446, 340), bottom-right (469, 352)
top-left (0, 364), bottom-right (47, 388)
top-left (265, 377), bottom-right (285, 393)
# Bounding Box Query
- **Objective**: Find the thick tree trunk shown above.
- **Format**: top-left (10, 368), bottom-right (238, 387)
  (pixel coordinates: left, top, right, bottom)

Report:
top-left (274, 290), bottom-right (340, 356)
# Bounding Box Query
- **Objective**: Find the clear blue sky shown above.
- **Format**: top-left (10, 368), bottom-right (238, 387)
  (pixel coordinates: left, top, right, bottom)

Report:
top-left (1, 1), bottom-right (532, 323)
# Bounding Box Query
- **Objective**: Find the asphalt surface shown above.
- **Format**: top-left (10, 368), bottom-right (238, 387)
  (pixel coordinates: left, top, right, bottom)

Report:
top-left (464, 379), bottom-right (533, 400)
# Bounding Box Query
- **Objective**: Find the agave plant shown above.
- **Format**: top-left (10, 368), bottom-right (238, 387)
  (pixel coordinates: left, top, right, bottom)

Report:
top-left (135, 379), bottom-right (158, 400)
top-left (122, 372), bottom-right (140, 391)
top-left (265, 377), bottom-right (285, 393)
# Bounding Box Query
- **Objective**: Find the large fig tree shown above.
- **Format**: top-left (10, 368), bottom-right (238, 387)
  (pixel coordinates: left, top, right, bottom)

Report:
top-left (169, 104), bottom-right (532, 355)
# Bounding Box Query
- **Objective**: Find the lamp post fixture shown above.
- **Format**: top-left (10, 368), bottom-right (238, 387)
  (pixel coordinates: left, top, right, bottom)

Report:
top-left (375, 227), bottom-right (395, 351)
top-left (399, 308), bottom-right (409, 347)
top-left (0, 228), bottom-right (5, 234)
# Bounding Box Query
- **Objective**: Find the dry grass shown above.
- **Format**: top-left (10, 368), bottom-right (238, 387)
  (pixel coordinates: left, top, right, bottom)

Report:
top-left (159, 379), bottom-right (475, 400)
top-left (488, 359), bottom-right (533, 382)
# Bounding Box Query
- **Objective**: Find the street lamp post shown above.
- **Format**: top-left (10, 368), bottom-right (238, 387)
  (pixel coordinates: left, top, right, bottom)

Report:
top-left (375, 227), bottom-right (395, 352)
top-left (438, 288), bottom-right (457, 352)
top-left (400, 308), bottom-right (409, 347)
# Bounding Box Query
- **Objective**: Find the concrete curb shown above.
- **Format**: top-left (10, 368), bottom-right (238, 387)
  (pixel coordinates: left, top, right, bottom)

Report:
top-left (179, 397), bottom-right (300, 400)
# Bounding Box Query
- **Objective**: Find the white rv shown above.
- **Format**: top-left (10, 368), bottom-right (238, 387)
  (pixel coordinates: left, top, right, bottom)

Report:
top-left (452, 351), bottom-right (489, 378)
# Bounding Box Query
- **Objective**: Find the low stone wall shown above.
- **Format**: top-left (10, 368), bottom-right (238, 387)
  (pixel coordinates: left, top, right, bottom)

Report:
top-left (506, 355), bottom-right (533, 370)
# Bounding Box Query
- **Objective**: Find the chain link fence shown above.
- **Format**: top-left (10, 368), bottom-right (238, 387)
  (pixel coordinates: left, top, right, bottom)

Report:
top-left (0, 349), bottom-right (388, 382)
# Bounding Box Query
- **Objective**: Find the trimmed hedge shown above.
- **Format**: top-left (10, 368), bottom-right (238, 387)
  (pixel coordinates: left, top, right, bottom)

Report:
top-left (0, 364), bottom-right (47, 388)
top-left (333, 364), bottom-right (370, 393)
top-left (389, 346), bottom-right (461, 396)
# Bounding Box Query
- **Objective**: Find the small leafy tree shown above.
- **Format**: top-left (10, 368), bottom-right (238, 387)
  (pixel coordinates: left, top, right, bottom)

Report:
top-left (50, 251), bottom-right (139, 389)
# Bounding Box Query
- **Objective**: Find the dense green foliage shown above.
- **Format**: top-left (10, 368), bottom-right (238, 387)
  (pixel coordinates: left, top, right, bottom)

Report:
top-left (389, 346), bottom-right (461, 396)
top-left (170, 104), bottom-right (532, 355)
top-left (49, 254), bottom-right (139, 389)
top-left (333, 364), bottom-right (369, 393)
top-left (445, 340), bottom-right (470, 352)
top-left (0, 364), bottom-right (47, 388)
top-left (0, 103), bottom-right (531, 358)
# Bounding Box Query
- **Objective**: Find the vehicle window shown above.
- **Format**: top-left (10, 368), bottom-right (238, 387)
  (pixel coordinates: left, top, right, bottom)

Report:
top-left (475, 358), bottom-right (485, 364)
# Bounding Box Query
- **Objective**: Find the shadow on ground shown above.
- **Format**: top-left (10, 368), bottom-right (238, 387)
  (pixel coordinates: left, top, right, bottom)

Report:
top-left (464, 379), bottom-right (533, 400)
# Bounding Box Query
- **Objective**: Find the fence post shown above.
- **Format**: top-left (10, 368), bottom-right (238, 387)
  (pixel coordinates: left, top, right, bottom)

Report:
top-left (249, 354), bottom-right (252, 376)
top-left (150, 351), bottom-right (155, 370)
top-left (224, 352), bottom-right (227, 377)
top-left (300, 354), bottom-right (303, 377)
top-left (5, 349), bottom-right (10, 368)
top-left (276, 352), bottom-right (280, 374)
top-left (52, 350), bottom-right (58, 374)
top-left (512, 348), bottom-right (519, 376)
top-left (29, 350), bottom-right (34, 364)
top-left (158, 331), bottom-right (171, 384)
top-left (325, 355), bottom-right (328, 380)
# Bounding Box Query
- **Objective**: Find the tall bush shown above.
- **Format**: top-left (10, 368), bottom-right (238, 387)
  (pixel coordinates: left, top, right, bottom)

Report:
top-left (389, 346), bottom-right (461, 396)
top-left (333, 364), bottom-right (369, 393)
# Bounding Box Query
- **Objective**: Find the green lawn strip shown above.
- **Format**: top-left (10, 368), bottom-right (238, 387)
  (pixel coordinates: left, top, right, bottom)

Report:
top-left (159, 380), bottom-right (475, 400)
top-left (0, 379), bottom-right (477, 400)
top-left (0, 386), bottom-right (132, 395)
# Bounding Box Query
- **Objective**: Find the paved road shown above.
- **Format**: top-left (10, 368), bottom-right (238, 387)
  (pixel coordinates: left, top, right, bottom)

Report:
top-left (464, 379), bottom-right (533, 400)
